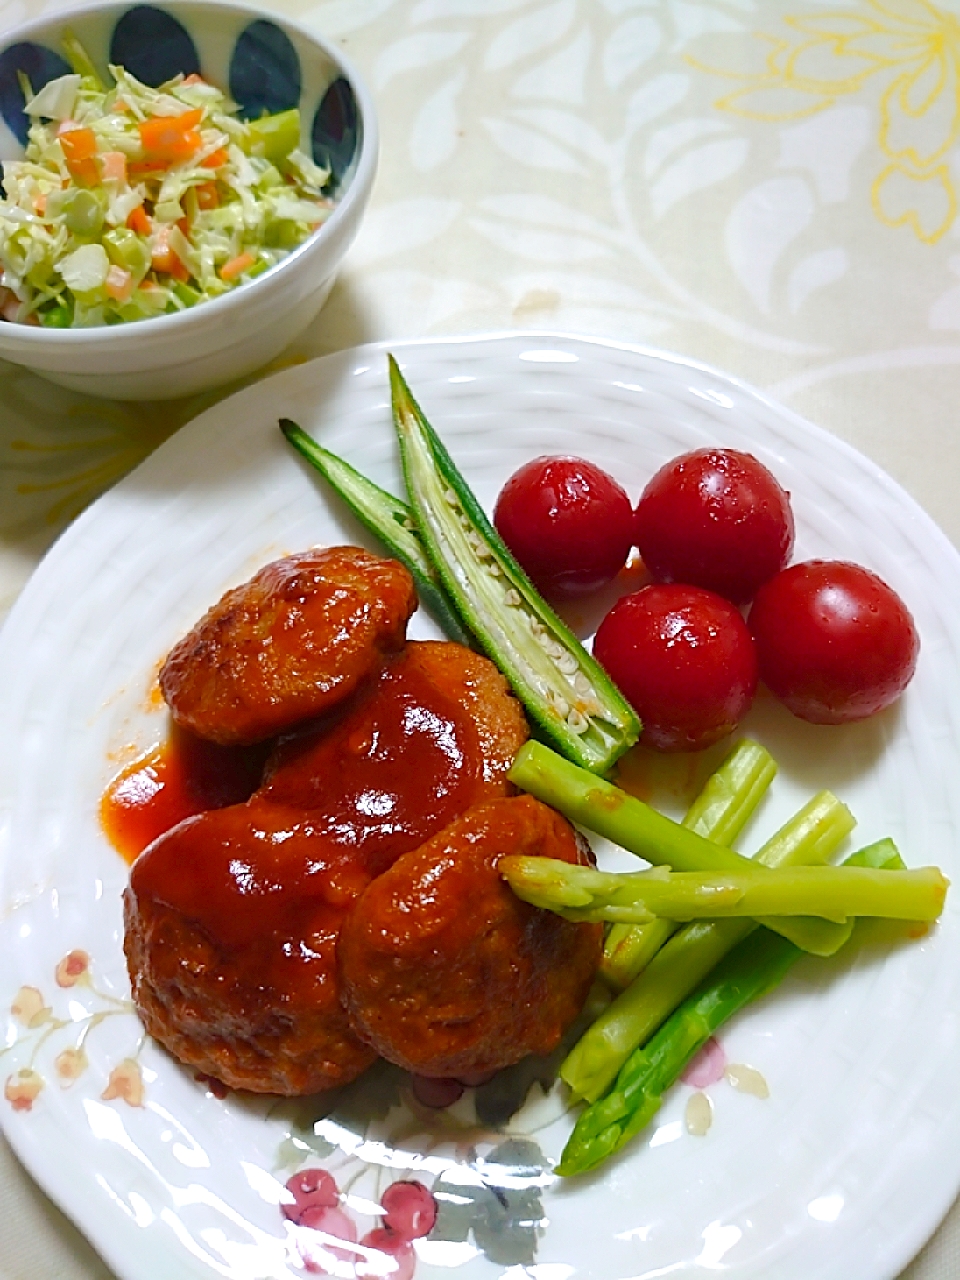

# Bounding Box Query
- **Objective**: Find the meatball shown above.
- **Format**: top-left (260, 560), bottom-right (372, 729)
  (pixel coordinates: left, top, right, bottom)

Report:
top-left (337, 795), bottom-right (602, 1079)
top-left (159, 547), bottom-right (417, 746)
top-left (124, 800), bottom-right (377, 1095)
top-left (125, 638), bottom-right (532, 1095)
top-left (261, 641), bottom-right (529, 877)
top-left (403, 640), bottom-right (530, 793)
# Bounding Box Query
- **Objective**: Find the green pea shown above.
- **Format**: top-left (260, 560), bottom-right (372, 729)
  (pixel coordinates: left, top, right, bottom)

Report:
top-left (62, 188), bottom-right (104, 236)
top-left (40, 300), bottom-right (73, 328)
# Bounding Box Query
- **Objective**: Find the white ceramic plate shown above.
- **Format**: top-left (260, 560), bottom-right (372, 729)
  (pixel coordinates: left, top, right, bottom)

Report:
top-left (2, 333), bottom-right (959, 1280)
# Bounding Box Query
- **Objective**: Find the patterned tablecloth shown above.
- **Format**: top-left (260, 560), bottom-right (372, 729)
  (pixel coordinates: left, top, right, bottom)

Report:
top-left (2, 1), bottom-right (960, 1276)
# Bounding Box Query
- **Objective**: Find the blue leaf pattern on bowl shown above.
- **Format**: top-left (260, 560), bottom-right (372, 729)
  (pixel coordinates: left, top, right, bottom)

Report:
top-left (312, 77), bottom-right (359, 194)
top-left (0, 7), bottom-right (360, 187)
top-left (109, 5), bottom-right (200, 87)
top-left (229, 20), bottom-right (300, 121)
top-left (0, 42), bottom-right (71, 145)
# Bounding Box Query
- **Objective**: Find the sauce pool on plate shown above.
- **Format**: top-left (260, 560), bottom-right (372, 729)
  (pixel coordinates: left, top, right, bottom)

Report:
top-left (100, 725), bottom-right (268, 862)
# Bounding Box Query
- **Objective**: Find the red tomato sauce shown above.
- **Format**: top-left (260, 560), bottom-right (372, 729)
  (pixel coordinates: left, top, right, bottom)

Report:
top-left (101, 724), bottom-right (269, 864)
top-left (103, 647), bottom-right (489, 878)
top-left (259, 656), bottom-right (483, 878)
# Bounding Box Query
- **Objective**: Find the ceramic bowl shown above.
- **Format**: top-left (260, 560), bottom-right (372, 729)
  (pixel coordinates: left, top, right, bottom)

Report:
top-left (0, 0), bottom-right (377, 400)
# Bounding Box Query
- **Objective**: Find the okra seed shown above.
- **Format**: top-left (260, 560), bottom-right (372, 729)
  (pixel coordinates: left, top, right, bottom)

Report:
top-left (550, 692), bottom-right (570, 719)
top-left (567, 709), bottom-right (589, 734)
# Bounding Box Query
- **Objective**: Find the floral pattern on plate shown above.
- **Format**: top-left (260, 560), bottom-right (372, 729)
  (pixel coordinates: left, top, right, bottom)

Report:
top-left (3, 950), bottom-right (142, 1113)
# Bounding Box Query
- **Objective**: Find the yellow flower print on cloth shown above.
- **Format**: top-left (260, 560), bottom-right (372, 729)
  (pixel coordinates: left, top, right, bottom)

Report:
top-left (691, 0), bottom-right (960, 243)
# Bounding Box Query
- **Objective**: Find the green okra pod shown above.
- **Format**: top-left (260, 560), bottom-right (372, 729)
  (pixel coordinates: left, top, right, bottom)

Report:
top-left (390, 355), bottom-right (640, 774)
top-left (280, 417), bottom-right (471, 645)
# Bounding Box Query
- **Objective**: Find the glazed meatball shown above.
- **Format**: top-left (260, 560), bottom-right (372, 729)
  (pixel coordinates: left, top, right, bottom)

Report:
top-left (124, 799), bottom-right (377, 1095)
top-left (337, 795), bottom-right (602, 1079)
top-left (126, 639), bottom-right (531, 1094)
top-left (403, 641), bottom-right (530, 792)
top-left (159, 547), bottom-right (417, 746)
top-left (261, 641), bottom-right (529, 877)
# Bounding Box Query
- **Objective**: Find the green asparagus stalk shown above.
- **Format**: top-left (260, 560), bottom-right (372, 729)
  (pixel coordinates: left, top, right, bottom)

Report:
top-left (501, 858), bottom-right (947, 924)
top-left (509, 740), bottom-right (853, 956)
top-left (680, 739), bottom-right (779, 847)
top-left (564, 787), bottom-right (855, 1102)
top-left (555, 839), bottom-right (908, 1176)
top-left (602, 739), bottom-right (778, 990)
top-left (279, 418), bottom-right (472, 646)
top-left (389, 356), bottom-right (640, 774)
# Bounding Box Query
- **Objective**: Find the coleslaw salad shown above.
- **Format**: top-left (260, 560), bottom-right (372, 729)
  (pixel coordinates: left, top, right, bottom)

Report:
top-left (0, 34), bottom-right (334, 328)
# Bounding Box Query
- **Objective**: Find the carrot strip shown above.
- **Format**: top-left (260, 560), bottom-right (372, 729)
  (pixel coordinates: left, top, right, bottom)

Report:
top-left (126, 204), bottom-right (152, 235)
top-left (100, 150), bottom-right (127, 183)
top-left (60, 127), bottom-right (99, 185)
top-left (219, 251), bottom-right (256, 281)
top-left (151, 226), bottom-right (190, 280)
top-left (138, 109), bottom-right (203, 163)
top-left (195, 181), bottom-right (219, 209)
top-left (200, 147), bottom-right (228, 169)
top-left (105, 265), bottom-right (134, 302)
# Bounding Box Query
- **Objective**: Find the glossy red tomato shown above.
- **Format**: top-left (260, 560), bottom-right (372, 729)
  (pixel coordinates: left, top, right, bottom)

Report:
top-left (593, 583), bottom-right (758, 752)
top-left (634, 448), bottom-right (795, 604)
top-left (493, 456), bottom-right (635, 597)
top-left (747, 560), bottom-right (919, 724)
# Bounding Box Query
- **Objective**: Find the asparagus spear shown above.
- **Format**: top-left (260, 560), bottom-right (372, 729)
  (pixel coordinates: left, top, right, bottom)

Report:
top-left (389, 355), bottom-right (640, 774)
top-left (680, 739), bottom-right (779, 848)
top-left (501, 858), bottom-right (947, 923)
top-left (601, 739), bottom-right (778, 990)
top-left (509, 741), bottom-right (853, 956)
top-left (564, 787), bottom-right (854, 1102)
top-left (279, 418), bottom-right (472, 646)
top-left (555, 839), bottom-right (908, 1176)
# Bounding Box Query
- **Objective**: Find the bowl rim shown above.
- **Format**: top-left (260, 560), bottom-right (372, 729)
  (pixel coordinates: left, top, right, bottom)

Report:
top-left (0, 0), bottom-right (379, 346)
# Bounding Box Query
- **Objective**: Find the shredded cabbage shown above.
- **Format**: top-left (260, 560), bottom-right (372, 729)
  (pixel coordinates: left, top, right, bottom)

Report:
top-left (0, 41), bottom-right (335, 327)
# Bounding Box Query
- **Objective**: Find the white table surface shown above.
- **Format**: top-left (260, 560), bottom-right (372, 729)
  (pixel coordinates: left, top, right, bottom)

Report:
top-left (2, 1), bottom-right (960, 1276)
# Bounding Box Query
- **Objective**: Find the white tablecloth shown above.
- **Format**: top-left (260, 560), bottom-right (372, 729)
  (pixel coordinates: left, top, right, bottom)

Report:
top-left (3, 1), bottom-right (960, 1276)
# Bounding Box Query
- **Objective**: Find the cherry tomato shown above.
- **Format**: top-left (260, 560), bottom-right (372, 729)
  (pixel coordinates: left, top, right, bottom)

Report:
top-left (747, 560), bottom-right (919, 724)
top-left (634, 448), bottom-right (795, 604)
top-left (493, 456), bottom-right (634, 597)
top-left (593, 583), bottom-right (758, 752)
